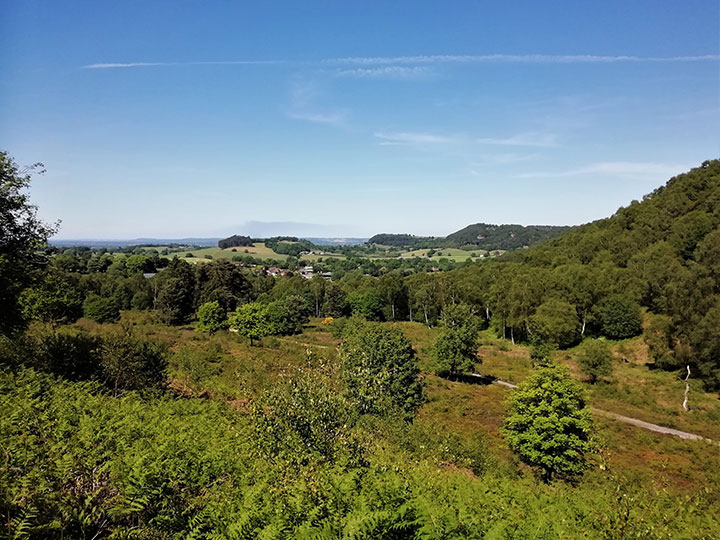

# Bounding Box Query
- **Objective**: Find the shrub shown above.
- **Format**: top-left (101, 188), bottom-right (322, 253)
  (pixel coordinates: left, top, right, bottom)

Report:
top-left (340, 321), bottom-right (424, 419)
top-left (83, 294), bottom-right (121, 323)
top-left (578, 339), bottom-right (613, 383)
top-left (430, 304), bottom-right (481, 378)
top-left (196, 301), bottom-right (227, 334)
top-left (99, 333), bottom-right (168, 395)
top-left (252, 373), bottom-right (362, 468)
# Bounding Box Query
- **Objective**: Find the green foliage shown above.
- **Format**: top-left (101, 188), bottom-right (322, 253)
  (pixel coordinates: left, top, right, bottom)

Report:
top-left (156, 258), bottom-right (196, 325)
top-left (171, 345), bottom-right (223, 395)
top-left (124, 254), bottom-right (153, 274)
top-left (529, 298), bottom-right (581, 349)
top-left (340, 320), bottom-right (424, 419)
top-left (0, 152), bottom-right (57, 336)
top-left (19, 270), bottom-right (84, 325)
top-left (504, 365), bottom-right (594, 481)
top-left (19, 326), bottom-right (101, 381)
top-left (530, 341), bottom-right (556, 367)
top-left (99, 333), bottom-right (168, 395)
top-left (445, 223), bottom-right (570, 250)
top-left (252, 373), bottom-right (363, 468)
top-left (599, 294), bottom-right (642, 339)
top-left (346, 289), bottom-right (385, 320)
top-left (229, 302), bottom-right (269, 345)
top-left (196, 300), bottom-right (227, 333)
top-left (430, 304), bottom-right (482, 378)
top-left (82, 294), bottom-right (121, 323)
top-left (578, 339), bottom-right (613, 383)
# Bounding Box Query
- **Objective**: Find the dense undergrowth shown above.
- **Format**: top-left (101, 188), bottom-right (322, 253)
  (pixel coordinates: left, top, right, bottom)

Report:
top-left (2, 358), bottom-right (719, 539)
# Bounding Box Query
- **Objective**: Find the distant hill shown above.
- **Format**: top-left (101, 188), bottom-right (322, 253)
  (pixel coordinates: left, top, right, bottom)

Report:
top-left (445, 223), bottom-right (571, 250)
top-left (367, 225), bottom-right (570, 250)
top-left (51, 238), bottom-right (220, 248)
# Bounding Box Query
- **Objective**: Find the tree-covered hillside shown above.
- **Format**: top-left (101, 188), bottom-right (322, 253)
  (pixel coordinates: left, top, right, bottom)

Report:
top-left (368, 225), bottom-right (570, 251)
top-left (508, 159), bottom-right (720, 387)
top-left (445, 223), bottom-right (571, 250)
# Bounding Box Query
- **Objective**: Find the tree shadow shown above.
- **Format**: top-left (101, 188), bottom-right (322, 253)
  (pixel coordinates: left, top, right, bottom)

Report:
top-left (451, 373), bottom-right (497, 386)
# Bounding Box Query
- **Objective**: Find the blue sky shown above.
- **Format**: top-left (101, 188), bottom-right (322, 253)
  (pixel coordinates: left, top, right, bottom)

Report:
top-left (1, 1), bottom-right (718, 239)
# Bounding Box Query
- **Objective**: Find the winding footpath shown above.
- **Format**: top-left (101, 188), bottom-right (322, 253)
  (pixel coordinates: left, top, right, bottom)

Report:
top-left (469, 374), bottom-right (717, 444)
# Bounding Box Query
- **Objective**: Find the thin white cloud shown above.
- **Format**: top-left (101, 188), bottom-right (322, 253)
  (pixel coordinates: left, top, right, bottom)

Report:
top-left (287, 111), bottom-right (346, 126)
top-left (477, 132), bottom-right (559, 148)
top-left (82, 53), bottom-right (720, 70)
top-left (82, 60), bottom-right (283, 69)
top-left (374, 132), bottom-right (455, 145)
top-left (472, 153), bottom-right (540, 165)
top-left (335, 66), bottom-right (431, 80)
top-left (286, 80), bottom-right (347, 127)
top-left (516, 161), bottom-right (693, 179)
top-left (329, 54), bottom-right (720, 65)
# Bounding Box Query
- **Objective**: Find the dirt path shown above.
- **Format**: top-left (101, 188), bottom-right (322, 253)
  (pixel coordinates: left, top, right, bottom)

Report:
top-left (468, 374), bottom-right (716, 443)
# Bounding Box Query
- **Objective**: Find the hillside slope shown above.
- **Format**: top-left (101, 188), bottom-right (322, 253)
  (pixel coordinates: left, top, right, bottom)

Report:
top-left (512, 159), bottom-right (720, 387)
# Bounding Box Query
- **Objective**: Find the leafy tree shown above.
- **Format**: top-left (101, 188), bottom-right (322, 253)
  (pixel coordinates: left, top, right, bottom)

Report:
top-left (378, 271), bottom-right (407, 320)
top-left (195, 259), bottom-right (249, 311)
top-left (83, 294), bottom-right (121, 323)
top-left (346, 289), bottom-right (385, 321)
top-left (196, 301), bottom-right (227, 333)
top-left (0, 152), bottom-right (57, 335)
top-left (156, 258), bottom-right (196, 324)
top-left (125, 254), bottom-right (154, 274)
top-left (578, 339), bottom-right (613, 383)
top-left (99, 333), bottom-right (168, 395)
top-left (529, 299), bottom-right (580, 349)
top-left (321, 281), bottom-right (347, 317)
top-left (19, 269), bottom-right (84, 325)
top-left (599, 294), bottom-right (642, 339)
top-left (430, 304), bottom-right (481, 378)
top-left (503, 365), bottom-right (593, 481)
top-left (340, 321), bottom-right (424, 419)
top-left (281, 294), bottom-right (311, 333)
top-left (229, 302), bottom-right (269, 345)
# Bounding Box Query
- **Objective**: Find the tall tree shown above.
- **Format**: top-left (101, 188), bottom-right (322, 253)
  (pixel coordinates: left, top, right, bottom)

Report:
top-left (0, 152), bottom-right (57, 335)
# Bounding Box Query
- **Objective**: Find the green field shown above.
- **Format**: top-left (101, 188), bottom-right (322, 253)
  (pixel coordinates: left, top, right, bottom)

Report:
top-left (151, 243), bottom-right (347, 264)
top-left (399, 247), bottom-right (490, 261)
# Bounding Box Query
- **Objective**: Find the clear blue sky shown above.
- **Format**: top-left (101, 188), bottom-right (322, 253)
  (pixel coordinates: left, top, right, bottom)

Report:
top-left (1, 1), bottom-right (718, 239)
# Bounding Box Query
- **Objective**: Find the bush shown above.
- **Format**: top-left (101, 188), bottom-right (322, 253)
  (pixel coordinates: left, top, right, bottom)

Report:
top-left (99, 333), bottom-right (168, 395)
top-left (196, 301), bottom-right (227, 333)
top-left (503, 365), bottom-right (593, 481)
top-left (24, 327), bottom-right (101, 381)
top-left (578, 339), bottom-right (613, 383)
top-left (340, 321), bottom-right (424, 419)
top-left (83, 294), bottom-right (121, 323)
top-left (252, 373), bottom-right (363, 468)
